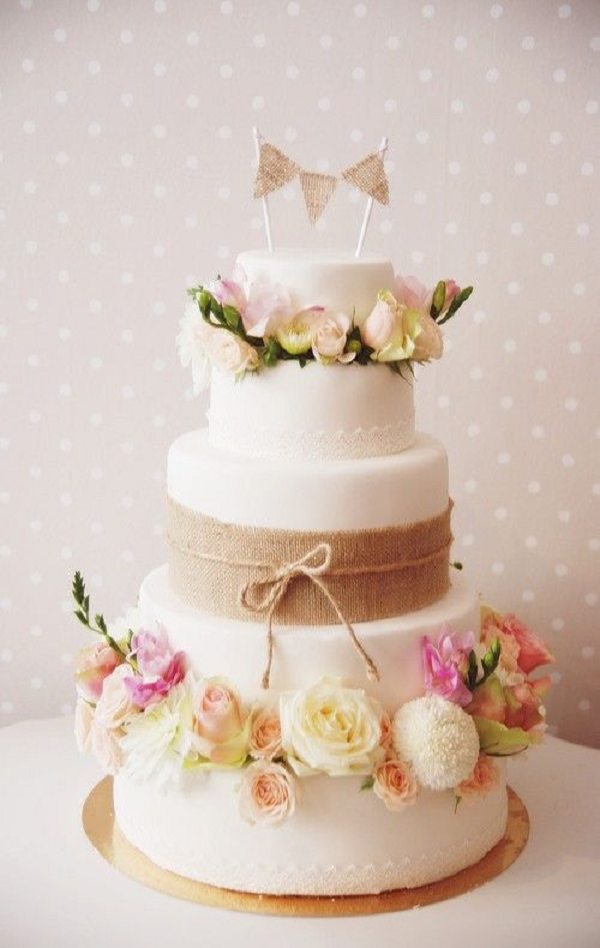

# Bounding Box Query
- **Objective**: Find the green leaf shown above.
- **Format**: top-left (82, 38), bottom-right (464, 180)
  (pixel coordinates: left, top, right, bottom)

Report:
top-left (467, 649), bottom-right (478, 691)
top-left (74, 609), bottom-right (89, 626)
top-left (451, 560), bottom-right (463, 571)
top-left (437, 286), bottom-right (474, 325)
top-left (480, 637), bottom-right (501, 682)
top-left (222, 305), bottom-right (242, 332)
top-left (72, 571), bottom-right (85, 607)
top-left (95, 614), bottom-right (107, 635)
top-left (473, 716), bottom-right (539, 757)
top-left (360, 776), bottom-right (375, 791)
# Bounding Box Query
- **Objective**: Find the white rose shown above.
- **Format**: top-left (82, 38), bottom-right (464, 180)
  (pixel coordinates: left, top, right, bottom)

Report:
top-left (176, 301), bottom-right (214, 394)
top-left (311, 311), bottom-right (355, 365)
top-left (94, 664), bottom-right (136, 729)
top-left (280, 678), bottom-right (384, 776)
top-left (209, 331), bottom-right (260, 377)
top-left (90, 720), bottom-right (123, 775)
top-left (411, 314), bottom-right (443, 362)
top-left (74, 697), bottom-right (94, 753)
top-left (238, 760), bottom-right (297, 826)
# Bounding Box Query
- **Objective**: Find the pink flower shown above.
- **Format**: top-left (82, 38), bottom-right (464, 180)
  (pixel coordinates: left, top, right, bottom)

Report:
top-left (422, 625), bottom-right (475, 707)
top-left (361, 293), bottom-right (398, 350)
top-left (249, 706), bottom-right (283, 761)
top-left (394, 275), bottom-right (432, 312)
top-left (373, 758), bottom-right (418, 812)
top-left (210, 275), bottom-right (247, 312)
top-left (504, 676), bottom-right (551, 731)
top-left (311, 310), bottom-right (355, 364)
top-left (94, 664), bottom-right (137, 728)
top-left (193, 678), bottom-right (248, 765)
top-left (466, 674), bottom-right (507, 722)
top-left (481, 608), bottom-right (554, 676)
top-left (74, 641), bottom-right (123, 703)
top-left (209, 265), bottom-right (292, 339)
top-left (239, 761), bottom-right (297, 825)
top-left (457, 754), bottom-right (499, 801)
top-left (125, 627), bottom-right (186, 710)
top-left (442, 279), bottom-right (460, 310)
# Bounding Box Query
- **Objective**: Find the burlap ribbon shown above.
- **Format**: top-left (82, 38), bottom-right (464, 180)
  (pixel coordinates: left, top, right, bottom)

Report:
top-left (254, 140), bottom-right (390, 224)
top-left (167, 498), bottom-right (453, 687)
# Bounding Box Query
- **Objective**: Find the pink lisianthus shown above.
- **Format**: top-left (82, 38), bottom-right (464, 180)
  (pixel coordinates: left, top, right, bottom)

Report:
top-left (209, 265), bottom-right (293, 339)
top-left (394, 275), bottom-right (432, 312)
top-left (74, 641), bottom-right (124, 703)
top-left (125, 627), bottom-right (187, 710)
top-left (481, 607), bottom-right (555, 676)
top-left (422, 625), bottom-right (475, 707)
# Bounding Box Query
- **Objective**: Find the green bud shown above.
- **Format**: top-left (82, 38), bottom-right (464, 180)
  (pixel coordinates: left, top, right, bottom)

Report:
top-left (431, 280), bottom-right (446, 318)
top-left (347, 338), bottom-right (362, 353)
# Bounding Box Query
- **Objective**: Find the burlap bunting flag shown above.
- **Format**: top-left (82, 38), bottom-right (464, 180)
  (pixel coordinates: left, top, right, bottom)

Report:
top-left (299, 171), bottom-right (338, 224)
top-left (254, 140), bottom-right (390, 225)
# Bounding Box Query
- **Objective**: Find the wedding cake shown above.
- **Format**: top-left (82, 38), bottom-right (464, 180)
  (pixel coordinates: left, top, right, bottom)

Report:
top-left (72, 248), bottom-right (555, 897)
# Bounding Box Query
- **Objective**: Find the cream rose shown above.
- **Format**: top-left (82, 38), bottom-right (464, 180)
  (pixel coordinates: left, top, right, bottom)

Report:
top-left (311, 311), bottom-right (355, 365)
top-left (280, 678), bottom-right (384, 776)
top-left (90, 720), bottom-right (123, 775)
top-left (411, 314), bottom-right (443, 362)
top-left (249, 705), bottom-right (282, 760)
top-left (238, 761), bottom-right (297, 826)
top-left (94, 664), bottom-right (137, 729)
top-left (361, 291), bottom-right (422, 362)
top-left (74, 697), bottom-right (94, 753)
top-left (209, 332), bottom-right (259, 377)
top-left (192, 678), bottom-right (249, 766)
top-left (373, 758), bottom-right (418, 812)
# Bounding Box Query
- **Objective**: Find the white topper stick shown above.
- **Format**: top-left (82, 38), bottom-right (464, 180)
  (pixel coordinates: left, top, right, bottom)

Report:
top-left (355, 136), bottom-right (388, 259)
top-left (253, 126), bottom-right (273, 252)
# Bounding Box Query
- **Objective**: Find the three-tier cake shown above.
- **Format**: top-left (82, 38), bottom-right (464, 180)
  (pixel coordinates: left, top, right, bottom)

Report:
top-left (73, 249), bottom-right (554, 898)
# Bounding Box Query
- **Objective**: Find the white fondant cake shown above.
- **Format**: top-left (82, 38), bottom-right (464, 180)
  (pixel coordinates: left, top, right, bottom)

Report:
top-left (81, 247), bottom-right (526, 898)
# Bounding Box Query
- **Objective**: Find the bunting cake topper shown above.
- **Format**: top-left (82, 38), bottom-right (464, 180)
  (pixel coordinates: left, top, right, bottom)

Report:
top-left (252, 128), bottom-right (390, 255)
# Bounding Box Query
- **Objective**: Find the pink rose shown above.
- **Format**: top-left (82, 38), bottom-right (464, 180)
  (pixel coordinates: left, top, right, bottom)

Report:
top-left (311, 311), bottom-right (355, 365)
top-left (422, 625), bottom-right (475, 707)
top-left (193, 679), bottom-right (248, 765)
top-left (239, 760), bottom-right (297, 825)
top-left (394, 275), bottom-right (432, 312)
top-left (249, 706), bottom-right (283, 761)
top-left (125, 627), bottom-right (186, 710)
top-left (373, 759), bottom-right (418, 812)
top-left (74, 641), bottom-right (123, 703)
top-left (361, 294), bottom-right (398, 351)
top-left (94, 664), bottom-right (137, 728)
top-left (90, 720), bottom-right (123, 775)
top-left (74, 697), bottom-right (94, 752)
top-left (457, 754), bottom-right (499, 801)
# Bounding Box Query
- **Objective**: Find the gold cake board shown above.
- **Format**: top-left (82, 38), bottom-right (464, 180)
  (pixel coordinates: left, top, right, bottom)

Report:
top-left (83, 777), bottom-right (529, 917)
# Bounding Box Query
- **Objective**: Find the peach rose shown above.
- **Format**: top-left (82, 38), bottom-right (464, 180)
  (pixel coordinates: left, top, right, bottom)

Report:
top-left (193, 678), bottom-right (249, 765)
top-left (239, 761), bottom-right (297, 826)
top-left (311, 311), bottom-right (355, 365)
top-left (457, 754), bottom-right (499, 801)
top-left (94, 664), bottom-right (137, 729)
top-left (74, 641), bottom-right (123, 703)
top-left (373, 758), bottom-right (418, 812)
top-left (74, 697), bottom-right (94, 753)
top-left (249, 706), bottom-right (283, 761)
top-left (411, 315), bottom-right (444, 362)
top-left (379, 710), bottom-right (393, 749)
top-left (90, 720), bottom-right (123, 775)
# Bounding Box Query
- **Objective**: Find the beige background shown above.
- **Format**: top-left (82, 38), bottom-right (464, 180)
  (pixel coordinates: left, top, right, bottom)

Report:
top-left (1, 0), bottom-right (598, 746)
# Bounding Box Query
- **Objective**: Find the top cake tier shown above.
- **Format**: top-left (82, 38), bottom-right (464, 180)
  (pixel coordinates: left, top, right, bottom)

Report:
top-left (208, 249), bottom-right (415, 461)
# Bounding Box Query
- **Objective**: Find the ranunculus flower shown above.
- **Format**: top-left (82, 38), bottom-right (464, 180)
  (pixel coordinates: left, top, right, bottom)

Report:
top-left (373, 758), bottom-right (418, 812)
top-left (249, 705), bottom-right (283, 761)
top-left (422, 626), bottom-right (475, 707)
top-left (311, 311), bottom-right (355, 364)
top-left (275, 307), bottom-right (323, 355)
top-left (280, 678), bottom-right (384, 776)
top-left (74, 641), bottom-right (123, 703)
top-left (94, 664), bottom-right (137, 729)
top-left (74, 697), bottom-right (94, 752)
top-left (90, 720), bottom-right (123, 775)
top-left (125, 627), bottom-right (187, 710)
top-left (482, 608), bottom-right (555, 677)
top-left (394, 274), bottom-right (432, 312)
top-left (411, 314), bottom-right (444, 362)
top-left (393, 694), bottom-right (480, 791)
top-left (361, 291), bottom-right (422, 362)
top-left (192, 678), bottom-right (249, 766)
top-left (457, 754), bottom-right (499, 800)
top-left (238, 760), bottom-right (297, 826)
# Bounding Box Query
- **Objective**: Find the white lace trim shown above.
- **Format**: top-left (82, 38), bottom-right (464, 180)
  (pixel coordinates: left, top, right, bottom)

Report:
top-left (117, 815), bottom-right (506, 896)
top-left (208, 417), bottom-right (416, 460)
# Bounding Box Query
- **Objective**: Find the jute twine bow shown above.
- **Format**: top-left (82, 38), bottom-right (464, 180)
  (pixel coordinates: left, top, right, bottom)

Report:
top-left (238, 542), bottom-right (380, 690)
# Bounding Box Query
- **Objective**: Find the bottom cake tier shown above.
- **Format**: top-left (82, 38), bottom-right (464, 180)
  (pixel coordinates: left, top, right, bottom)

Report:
top-left (114, 765), bottom-right (508, 896)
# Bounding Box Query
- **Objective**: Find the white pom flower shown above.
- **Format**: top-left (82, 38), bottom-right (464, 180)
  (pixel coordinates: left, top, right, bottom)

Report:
top-left (392, 694), bottom-right (479, 791)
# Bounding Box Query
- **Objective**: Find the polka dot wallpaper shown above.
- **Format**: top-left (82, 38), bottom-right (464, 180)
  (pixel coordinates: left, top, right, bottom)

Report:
top-left (0, 0), bottom-right (598, 746)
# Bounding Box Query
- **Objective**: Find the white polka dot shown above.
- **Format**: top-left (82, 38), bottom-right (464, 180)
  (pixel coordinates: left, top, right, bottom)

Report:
top-left (422, 4), bottom-right (435, 18)
top-left (500, 395), bottom-right (513, 410)
top-left (558, 510), bottom-right (571, 523)
top-left (482, 130), bottom-right (496, 145)
top-left (528, 481), bottom-right (541, 494)
top-left (564, 397), bottom-right (578, 412)
top-left (154, 62), bottom-right (166, 77)
top-left (521, 35), bottom-right (535, 50)
top-left (419, 67), bottom-right (433, 83)
top-left (30, 677), bottom-right (42, 690)
top-left (553, 68), bottom-right (567, 84)
top-left (522, 590), bottom-right (535, 603)
top-left (486, 67), bottom-right (499, 82)
top-left (450, 98), bottom-right (464, 114)
top-left (253, 33), bottom-right (266, 48)
top-left (558, 4), bottom-right (571, 18)
top-left (581, 162), bottom-right (594, 176)
top-left (454, 35), bottom-right (467, 51)
top-left (120, 30), bottom-right (133, 44)
top-left (54, 28), bottom-right (67, 42)
top-left (545, 192), bottom-right (559, 205)
top-left (386, 36), bottom-right (399, 50)
top-left (492, 562), bottom-right (505, 576)
top-left (448, 161), bottom-right (461, 176)
top-left (552, 617), bottom-right (565, 631)
top-left (568, 340), bottom-right (582, 355)
top-left (585, 100), bottom-right (598, 115)
top-left (494, 507), bottom-right (508, 521)
top-left (490, 3), bottom-right (503, 17)
top-left (578, 699), bottom-right (591, 712)
top-left (531, 425), bottom-right (545, 439)
top-left (353, 66), bottom-right (366, 81)
top-left (554, 563), bottom-right (568, 578)
top-left (585, 592), bottom-right (598, 607)
top-left (384, 98), bottom-right (397, 113)
top-left (88, 60), bottom-right (101, 75)
top-left (354, 3), bottom-right (367, 16)
top-left (582, 646), bottom-right (595, 659)
top-left (287, 0), bottom-right (300, 13)
top-left (464, 479), bottom-right (478, 494)
top-left (120, 93), bottom-right (134, 108)
top-left (220, 0), bottom-right (233, 13)
top-left (318, 97), bottom-right (331, 111)
top-left (549, 131), bottom-right (563, 146)
top-left (525, 535), bottom-right (538, 549)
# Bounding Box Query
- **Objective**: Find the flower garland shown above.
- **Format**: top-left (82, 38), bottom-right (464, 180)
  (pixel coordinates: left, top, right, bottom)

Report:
top-left (178, 268), bottom-right (474, 393)
top-left (72, 573), bottom-right (553, 826)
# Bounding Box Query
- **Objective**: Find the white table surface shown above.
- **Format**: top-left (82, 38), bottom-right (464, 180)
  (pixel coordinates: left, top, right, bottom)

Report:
top-left (1, 718), bottom-right (599, 948)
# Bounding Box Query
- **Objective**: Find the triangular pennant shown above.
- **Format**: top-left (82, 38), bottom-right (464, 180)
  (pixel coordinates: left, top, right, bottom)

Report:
top-left (342, 152), bottom-right (389, 205)
top-left (299, 172), bottom-right (338, 225)
top-left (254, 142), bottom-right (298, 198)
